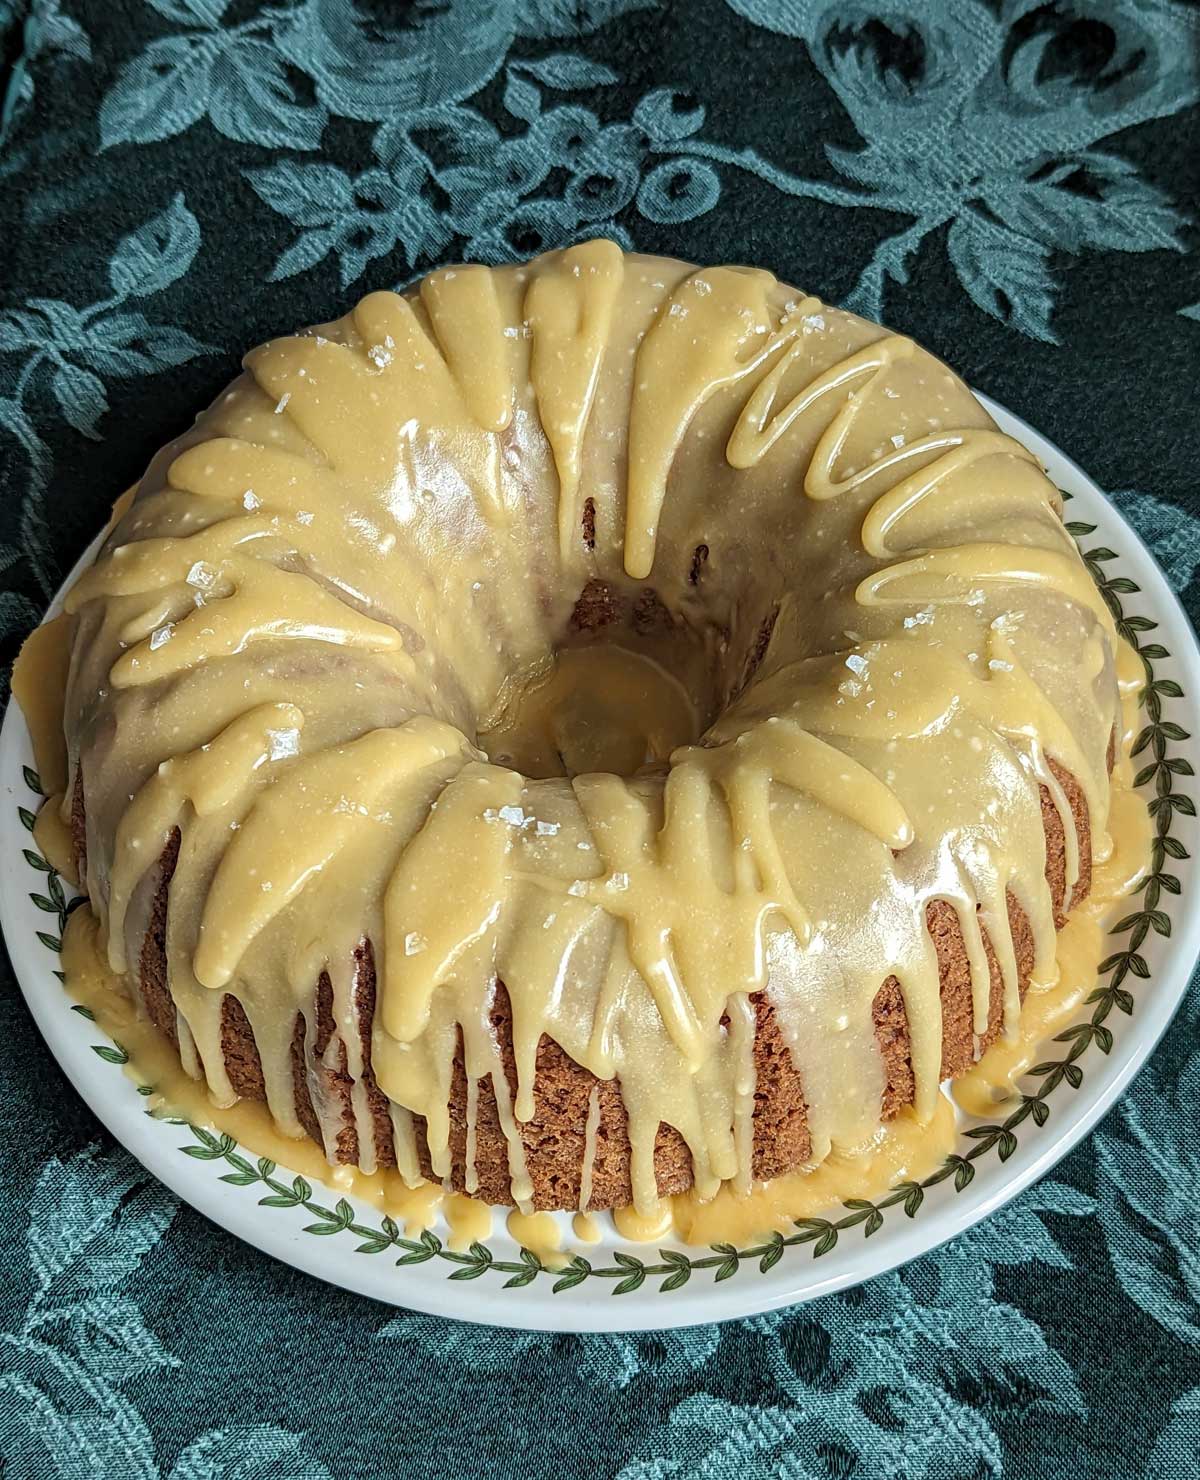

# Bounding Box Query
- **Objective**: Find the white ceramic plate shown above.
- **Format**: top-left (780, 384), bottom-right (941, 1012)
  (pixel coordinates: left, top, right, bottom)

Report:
top-left (2, 397), bottom-right (1197, 1332)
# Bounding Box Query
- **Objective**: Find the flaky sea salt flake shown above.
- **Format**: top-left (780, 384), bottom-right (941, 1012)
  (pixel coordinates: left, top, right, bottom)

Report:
top-left (267, 728), bottom-right (300, 760)
top-left (186, 560), bottom-right (217, 591)
top-left (497, 803), bottom-right (534, 829)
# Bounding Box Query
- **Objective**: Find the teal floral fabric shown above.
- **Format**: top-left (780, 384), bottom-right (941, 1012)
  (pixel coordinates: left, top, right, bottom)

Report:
top-left (0, 2), bottom-right (1198, 1476)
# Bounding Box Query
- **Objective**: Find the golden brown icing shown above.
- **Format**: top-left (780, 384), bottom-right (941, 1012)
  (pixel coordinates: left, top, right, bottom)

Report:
top-left (39, 241), bottom-right (1130, 1217)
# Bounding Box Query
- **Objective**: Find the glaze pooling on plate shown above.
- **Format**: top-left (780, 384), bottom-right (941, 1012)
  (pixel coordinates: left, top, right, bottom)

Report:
top-left (45, 243), bottom-right (1125, 1214)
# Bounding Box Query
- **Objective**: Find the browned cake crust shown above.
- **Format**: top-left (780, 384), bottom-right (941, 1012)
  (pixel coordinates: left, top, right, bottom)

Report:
top-left (79, 749), bottom-right (1093, 1210)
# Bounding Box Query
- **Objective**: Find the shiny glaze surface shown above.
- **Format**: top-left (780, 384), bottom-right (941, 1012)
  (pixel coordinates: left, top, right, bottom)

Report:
top-left (44, 242), bottom-right (1123, 1214)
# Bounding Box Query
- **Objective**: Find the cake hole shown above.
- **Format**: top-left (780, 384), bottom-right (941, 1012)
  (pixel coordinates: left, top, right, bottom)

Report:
top-left (581, 497), bottom-right (596, 550)
top-left (689, 543), bottom-right (709, 585)
top-left (478, 641), bottom-right (702, 780)
top-left (484, 574), bottom-right (726, 780)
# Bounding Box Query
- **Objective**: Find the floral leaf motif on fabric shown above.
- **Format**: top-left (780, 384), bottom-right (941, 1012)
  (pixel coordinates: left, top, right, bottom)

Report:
top-left (101, 1), bottom-right (326, 150)
top-left (619, 1181), bottom-right (1095, 1479)
top-left (100, 0), bottom-right (651, 150)
top-left (1096, 1047), bottom-right (1200, 1345)
top-left (514, 0), bottom-right (656, 38)
top-left (244, 64), bottom-right (651, 283)
top-left (1109, 489), bottom-right (1200, 592)
top-left (246, 68), bottom-right (739, 284)
top-left (147, 1), bottom-right (231, 23)
top-left (513, 53), bottom-right (619, 88)
top-left (167, 1425), bottom-right (336, 1480)
top-left (1145, 1386), bottom-right (1200, 1479)
top-left (208, 39), bottom-right (328, 150)
top-left (97, 0), bottom-right (1195, 339)
top-left (0, 0), bottom-right (91, 146)
top-left (378, 1308), bottom-right (722, 1391)
top-left (0, 1147), bottom-right (178, 1480)
top-left (0, 1146), bottom-right (335, 1480)
top-left (726, 0), bottom-right (1197, 338)
top-left (0, 193), bottom-right (217, 604)
top-left (26, 1151), bottom-right (174, 1300)
top-left (108, 194), bottom-right (202, 298)
top-left (946, 215), bottom-right (1057, 344)
top-left (245, 157), bottom-right (455, 286)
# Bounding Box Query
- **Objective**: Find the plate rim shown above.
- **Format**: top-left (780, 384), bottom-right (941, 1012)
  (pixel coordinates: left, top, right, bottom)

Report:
top-left (1, 393), bottom-right (1197, 1333)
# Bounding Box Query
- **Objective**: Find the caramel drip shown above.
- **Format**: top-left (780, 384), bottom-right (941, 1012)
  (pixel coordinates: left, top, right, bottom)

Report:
top-left (107, 703), bottom-right (307, 973)
top-left (444, 1192), bottom-right (492, 1252)
top-left (625, 265), bottom-right (777, 580)
top-left (38, 243), bottom-right (1128, 1215)
top-left (526, 239), bottom-right (624, 559)
top-left (387, 1102), bottom-right (422, 1187)
top-left (419, 266), bottom-right (516, 435)
top-left (505, 1209), bottom-right (567, 1270)
top-left (856, 544), bottom-right (1117, 639)
top-left (571, 1211), bottom-right (603, 1244)
top-left (578, 1084), bottom-right (602, 1212)
top-left (12, 613), bottom-right (71, 796)
top-left (196, 719), bottom-right (471, 990)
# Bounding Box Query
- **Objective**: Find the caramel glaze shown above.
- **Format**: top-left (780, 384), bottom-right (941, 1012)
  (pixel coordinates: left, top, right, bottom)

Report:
top-left (35, 242), bottom-right (1129, 1216)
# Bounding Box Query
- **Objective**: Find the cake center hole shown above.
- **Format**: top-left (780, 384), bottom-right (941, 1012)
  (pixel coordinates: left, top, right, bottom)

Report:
top-left (479, 643), bottom-right (701, 779)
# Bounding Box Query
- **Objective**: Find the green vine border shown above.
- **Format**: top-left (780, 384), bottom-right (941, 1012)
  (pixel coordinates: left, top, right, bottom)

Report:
top-left (16, 524), bottom-right (1191, 1296)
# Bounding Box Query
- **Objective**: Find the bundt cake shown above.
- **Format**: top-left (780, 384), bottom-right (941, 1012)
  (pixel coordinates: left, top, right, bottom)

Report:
top-left (45, 242), bottom-right (1122, 1216)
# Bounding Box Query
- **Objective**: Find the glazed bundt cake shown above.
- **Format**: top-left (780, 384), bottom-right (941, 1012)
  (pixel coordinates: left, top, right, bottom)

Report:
top-left (51, 242), bottom-right (1121, 1214)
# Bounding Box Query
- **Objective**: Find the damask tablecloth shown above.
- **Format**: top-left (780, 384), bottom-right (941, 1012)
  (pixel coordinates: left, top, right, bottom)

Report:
top-left (0, 2), bottom-right (1197, 1476)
